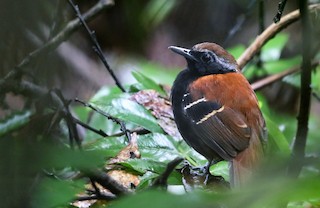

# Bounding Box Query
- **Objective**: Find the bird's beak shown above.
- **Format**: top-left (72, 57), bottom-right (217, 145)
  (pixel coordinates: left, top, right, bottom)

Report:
top-left (168, 46), bottom-right (197, 61)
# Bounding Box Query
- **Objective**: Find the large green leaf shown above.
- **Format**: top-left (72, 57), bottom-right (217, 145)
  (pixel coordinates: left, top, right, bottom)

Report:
top-left (92, 98), bottom-right (163, 133)
top-left (137, 133), bottom-right (206, 167)
top-left (137, 133), bottom-right (180, 161)
top-left (120, 158), bottom-right (168, 174)
top-left (83, 136), bottom-right (126, 158)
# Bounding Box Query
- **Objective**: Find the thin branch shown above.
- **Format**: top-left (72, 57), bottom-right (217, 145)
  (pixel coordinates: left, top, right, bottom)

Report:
top-left (109, 128), bottom-right (150, 137)
top-left (53, 89), bottom-right (82, 149)
top-left (289, 0), bottom-right (313, 178)
top-left (76, 194), bottom-right (116, 201)
top-left (15, 0), bottom-right (114, 72)
top-left (74, 98), bottom-right (131, 142)
top-left (256, 0), bottom-right (265, 68)
top-left (274, 0), bottom-right (288, 23)
top-left (251, 61), bottom-right (320, 91)
top-left (152, 157), bottom-right (184, 187)
top-left (75, 193), bottom-right (116, 201)
top-left (237, 4), bottom-right (320, 70)
top-left (73, 117), bottom-right (109, 137)
top-left (87, 170), bottom-right (131, 196)
top-left (67, 0), bottom-right (126, 92)
top-left (312, 92), bottom-right (320, 102)
top-left (251, 67), bottom-right (298, 91)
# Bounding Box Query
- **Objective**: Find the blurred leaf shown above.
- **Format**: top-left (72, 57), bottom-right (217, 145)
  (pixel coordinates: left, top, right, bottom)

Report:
top-left (132, 71), bottom-right (166, 96)
top-left (0, 110), bottom-right (32, 136)
top-left (32, 178), bottom-right (85, 208)
top-left (42, 146), bottom-right (106, 169)
top-left (109, 189), bottom-right (222, 208)
top-left (228, 44), bottom-right (246, 59)
top-left (138, 61), bottom-right (179, 85)
top-left (283, 72), bottom-right (301, 88)
top-left (264, 56), bottom-right (301, 75)
top-left (90, 85), bottom-right (124, 103)
top-left (142, 0), bottom-right (176, 28)
top-left (264, 115), bottom-right (291, 156)
top-left (261, 33), bottom-right (289, 61)
top-left (210, 161), bottom-right (229, 182)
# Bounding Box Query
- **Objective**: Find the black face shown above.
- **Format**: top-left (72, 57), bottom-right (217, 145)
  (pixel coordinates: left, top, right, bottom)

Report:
top-left (169, 46), bottom-right (237, 76)
top-left (189, 50), bottom-right (237, 75)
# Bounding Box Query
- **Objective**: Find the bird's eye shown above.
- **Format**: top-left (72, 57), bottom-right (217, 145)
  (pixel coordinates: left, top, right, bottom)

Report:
top-left (200, 53), bottom-right (214, 63)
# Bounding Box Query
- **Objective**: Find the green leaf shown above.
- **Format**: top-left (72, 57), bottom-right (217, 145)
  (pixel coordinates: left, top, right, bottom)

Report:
top-left (142, 0), bottom-right (176, 28)
top-left (0, 110), bottom-right (32, 136)
top-left (92, 98), bottom-right (163, 133)
top-left (210, 161), bottom-right (229, 181)
top-left (83, 136), bottom-right (126, 158)
top-left (137, 133), bottom-right (181, 162)
top-left (132, 71), bottom-right (166, 96)
top-left (261, 33), bottom-right (289, 61)
top-left (90, 85), bottom-right (124, 103)
top-left (264, 56), bottom-right (301, 74)
top-left (32, 178), bottom-right (85, 208)
top-left (110, 190), bottom-right (219, 208)
top-left (42, 146), bottom-right (106, 169)
top-left (121, 158), bottom-right (168, 174)
top-left (264, 115), bottom-right (291, 156)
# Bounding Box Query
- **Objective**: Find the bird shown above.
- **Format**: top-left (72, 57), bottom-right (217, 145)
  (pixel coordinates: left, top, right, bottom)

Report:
top-left (169, 42), bottom-right (267, 187)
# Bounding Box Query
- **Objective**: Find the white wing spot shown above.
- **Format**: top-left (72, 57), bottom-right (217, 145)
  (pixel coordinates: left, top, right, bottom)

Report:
top-left (196, 106), bottom-right (225, 124)
top-left (184, 98), bottom-right (207, 110)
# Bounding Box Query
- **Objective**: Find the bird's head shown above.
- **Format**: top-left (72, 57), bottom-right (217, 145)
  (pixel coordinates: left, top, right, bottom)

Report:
top-left (169, 42), bottom-right (238, 75)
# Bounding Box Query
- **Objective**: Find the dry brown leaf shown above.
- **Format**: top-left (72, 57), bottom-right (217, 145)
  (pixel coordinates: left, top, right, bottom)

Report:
top-left (131, 90), bottom-right (182, 139)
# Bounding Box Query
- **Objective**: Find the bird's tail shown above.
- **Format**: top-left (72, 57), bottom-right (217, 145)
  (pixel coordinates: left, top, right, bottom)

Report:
top-left (230, 130), bottom-right (264, 187)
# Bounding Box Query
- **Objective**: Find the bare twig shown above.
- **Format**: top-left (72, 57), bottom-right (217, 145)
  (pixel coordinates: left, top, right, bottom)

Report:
top-left (109, 128), bottom-right (150, 137)
top-left (237, 4), bottom-right (320, 70)
top-left (73, 117), bottom-right (108, 137)
top-left (76, 193), bottom-right (116, 201)
top-left (313, 92), bottom-right (320, 102)
top-left (53, 89), bottom-right (82, 149)
top-left (274, 0), bottom-right (288, 23)
top-left (251, 61), bottom-right (320, 91)
top-left (74, 98), bottom-right (131, 142)
top-left (251, 67), bottom-right (298, 91)
top-left (16, 0), bottom-right (114, 71)
top-left (67, 0), bottom-right (125, 92)
top-left (289, 0), bottom-right (313, 177)
top-left (87, 170), bottom-right (131, 196)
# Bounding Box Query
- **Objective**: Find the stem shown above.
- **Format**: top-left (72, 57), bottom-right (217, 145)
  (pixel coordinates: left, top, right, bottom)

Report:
top-left (289, 0), bottom-right (313, 177)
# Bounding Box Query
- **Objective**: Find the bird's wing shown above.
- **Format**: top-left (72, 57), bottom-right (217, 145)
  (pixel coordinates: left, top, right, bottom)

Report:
top-left (182, 93), bottom-right (251, 160)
